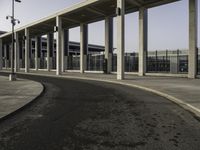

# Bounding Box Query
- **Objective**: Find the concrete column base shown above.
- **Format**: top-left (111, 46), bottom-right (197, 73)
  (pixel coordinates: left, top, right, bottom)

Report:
top-left (64, 56), bottom-right (68, 71)
top-left (117, 74), bottom-right (124, 80)
top-left (80, 55), bottom-right (87, 73)
top-left (106, 53), bottom-right (112, 74)
top-left (5, 60), bottom-right (8, 69)
top-left (138, 72), bottom-right (145, 77)
top-left (35, 58), bottom-right (40, 71)
top-left (9, 74), bottom-right (17, 81)
top-left (47, 57), bottom-right (53, 71)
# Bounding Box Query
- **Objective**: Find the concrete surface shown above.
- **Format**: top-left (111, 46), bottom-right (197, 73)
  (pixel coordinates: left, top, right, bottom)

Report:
top-left (3, 69), bottom-right (200, 118)
top-left (0, 75), bottom-right (43, 120)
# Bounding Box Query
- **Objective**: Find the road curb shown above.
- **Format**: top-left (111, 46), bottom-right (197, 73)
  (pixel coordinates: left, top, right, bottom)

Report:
top-left (0, 77), bottom-right (44, 123)
top-left (7, 71), bottom-right (200, 119)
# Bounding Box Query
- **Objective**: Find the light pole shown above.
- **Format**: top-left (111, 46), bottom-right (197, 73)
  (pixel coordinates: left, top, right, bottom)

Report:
top-left (6, 0), bottom-right (21, 81)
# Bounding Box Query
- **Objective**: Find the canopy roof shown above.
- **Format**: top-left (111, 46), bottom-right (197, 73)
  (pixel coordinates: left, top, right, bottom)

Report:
top-left (0, 0), bottom-right (179, 43)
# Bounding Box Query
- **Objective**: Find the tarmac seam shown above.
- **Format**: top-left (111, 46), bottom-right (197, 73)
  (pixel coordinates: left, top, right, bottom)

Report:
top-left (14, 71), bottom-right (200, 118)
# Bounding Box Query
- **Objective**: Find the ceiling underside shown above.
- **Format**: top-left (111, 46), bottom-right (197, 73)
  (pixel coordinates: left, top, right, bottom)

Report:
top-left (1, 0), bottom-right (179, 43)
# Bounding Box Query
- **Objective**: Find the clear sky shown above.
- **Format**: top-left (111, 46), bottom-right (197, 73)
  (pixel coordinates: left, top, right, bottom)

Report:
top-left (0, 0), bottom-right (199, 52)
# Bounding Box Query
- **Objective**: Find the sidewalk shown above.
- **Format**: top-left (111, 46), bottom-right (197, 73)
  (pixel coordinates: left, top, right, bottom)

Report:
top-left (2, 69), bottom-right (200, 118)
top-left (0, 75), bottom-right (43, 120)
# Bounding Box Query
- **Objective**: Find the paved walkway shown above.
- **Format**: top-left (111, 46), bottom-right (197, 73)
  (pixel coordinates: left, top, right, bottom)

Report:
top-left (0, 75), bottom-right (43, 120)
top-left (1, 69), bottom-right (200, 118)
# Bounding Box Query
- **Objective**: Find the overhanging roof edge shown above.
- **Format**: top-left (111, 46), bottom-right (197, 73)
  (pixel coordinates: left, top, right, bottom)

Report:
top-left (0, 0), bottom-right (182, 40)
top-left (0, 0), bottom-right (100, 39)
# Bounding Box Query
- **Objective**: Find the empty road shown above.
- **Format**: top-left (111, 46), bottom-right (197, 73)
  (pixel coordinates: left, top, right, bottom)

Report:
top-left (0, 72), bottom-right (200, 150)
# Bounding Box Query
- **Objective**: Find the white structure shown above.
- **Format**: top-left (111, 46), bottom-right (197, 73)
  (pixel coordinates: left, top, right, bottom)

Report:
top-left (0, 0), bottom-right (198, 79)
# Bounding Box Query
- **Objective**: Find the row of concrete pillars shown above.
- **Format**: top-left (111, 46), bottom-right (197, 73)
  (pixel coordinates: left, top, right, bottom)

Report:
top-left (0, 0), bottom-right (198, 79)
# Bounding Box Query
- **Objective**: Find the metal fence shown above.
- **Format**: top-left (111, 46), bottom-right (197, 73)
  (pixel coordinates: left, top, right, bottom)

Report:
top-left (87, 54), bottom-right (104, 71)
top-left (67, 54), bottom-right (80, 70)
top-left (3, 49), bottom-right (198, 75)
top-left (147, 50), bottom-right (189, 74)
top-left (112, 53), bottom-right (139, 72)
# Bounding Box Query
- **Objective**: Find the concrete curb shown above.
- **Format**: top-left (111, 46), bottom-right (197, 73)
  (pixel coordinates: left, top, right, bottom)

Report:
top-left (10, 71), bottom-right (200, 118)
top-left (0, 77), bottom-right (44, 122)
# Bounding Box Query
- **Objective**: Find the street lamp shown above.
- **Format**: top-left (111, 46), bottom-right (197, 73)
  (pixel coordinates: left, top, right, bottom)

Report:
top-left (6, 0), bottom-right (21, 81)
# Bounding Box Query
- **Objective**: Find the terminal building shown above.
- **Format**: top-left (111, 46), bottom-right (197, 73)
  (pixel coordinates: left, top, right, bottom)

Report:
top-left (0, 0), bottom-right (199, 80)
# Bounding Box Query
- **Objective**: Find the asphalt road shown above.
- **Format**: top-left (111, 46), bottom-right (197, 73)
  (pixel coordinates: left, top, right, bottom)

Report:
top-left (0, 73), bottom-right (200, 150)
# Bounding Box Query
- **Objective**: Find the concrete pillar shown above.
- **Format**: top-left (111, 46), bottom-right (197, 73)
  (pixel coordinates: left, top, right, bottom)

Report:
top-left (50, 34), bottom-right (54, 70)
top-left (19, 40), bottom-right (22, 69)
top-left (47, 34), bottom-right (50, 71)
top-left (8, 45), bottom-right (11, 68)
top-left (0, 39), bottom-right (2, 70)
top-left (188, 0), bottom-right (198, 78)
top-left (80, 24), bottom-right (88, 73)
top-left (117, 0), bottom-right (125, 80)
top-left (105, 17), bottom-right (113, 73)
top-left (22, 41), bottom-right (25, 63)
top-left (139, 7), bottom-right (148, 76)
top-left (56, 16), bottom-right (63, 75)
top-left (14, 32), bottom-right (20, 72)
top-left (47, 33), bottom-right (54, 71)
top-left (62, 29), bottom-right (69, 72)
top-left (29, 38), bottom-right (33, 68)
top-left (25, 28), bottom-right (30, 73)
top-left (9, 44), bottom-right (11, 68)
top-left (35, 36), bottom-right (41, 71)
top-left (4, 45), bottom-right (8, 69)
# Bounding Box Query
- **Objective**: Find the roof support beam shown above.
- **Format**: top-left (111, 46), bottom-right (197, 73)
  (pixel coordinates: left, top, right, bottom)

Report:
top-left (29, 28), bottom-right (53, 38)
top-left (41, 23), bottom-right (55, 28)
top-left (145, 0), bottom-right (179, 8)
top-left (126, 0), bottom-right (143, 7)
top-left (61, 17), bottom-right (80, 24)
top-left (86, 7), bottom-right (106, 16)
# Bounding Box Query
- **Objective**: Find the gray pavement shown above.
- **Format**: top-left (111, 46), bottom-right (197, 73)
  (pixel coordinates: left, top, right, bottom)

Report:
top-left (1, 69), bottom-right (200, 117)
top-left (0, 75), bottom-right (43, 119)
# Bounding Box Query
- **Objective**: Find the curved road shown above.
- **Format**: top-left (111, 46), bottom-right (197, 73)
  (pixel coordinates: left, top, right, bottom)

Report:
top-left (0, 73), bottom-right (200, 150)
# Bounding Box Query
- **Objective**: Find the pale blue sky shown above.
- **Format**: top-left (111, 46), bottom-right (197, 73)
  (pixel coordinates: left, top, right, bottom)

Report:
top-left (0, 0), bottom-right (199, 51)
